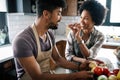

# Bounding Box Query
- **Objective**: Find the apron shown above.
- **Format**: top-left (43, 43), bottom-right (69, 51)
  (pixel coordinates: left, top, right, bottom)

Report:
top-left (19, 24), bottom-right (53, 80)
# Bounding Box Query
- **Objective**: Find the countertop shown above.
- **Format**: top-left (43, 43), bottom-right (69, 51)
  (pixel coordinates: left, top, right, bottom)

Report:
top-left (0, 44), bottom-right (13, 63)
top-left (0, 42), bottom-right (119, 70)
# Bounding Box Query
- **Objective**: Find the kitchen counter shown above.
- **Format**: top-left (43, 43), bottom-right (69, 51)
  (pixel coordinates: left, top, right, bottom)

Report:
top-left (95, 48), bottom-right (119, 69)
top-left (1, 37), bottom-right (118, 58)
top-left (0, 44), bottom-right (13, 63)
top-left (102, 41), bottom-right (120, 49)
top-left (0, 43), bottom-right (119, 70)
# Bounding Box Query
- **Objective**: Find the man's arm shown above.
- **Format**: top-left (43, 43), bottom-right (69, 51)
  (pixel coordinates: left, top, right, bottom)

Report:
top-left (52, 45), bottom-right (82, 71)
top-left (18, 56), bottom-right (93, 80)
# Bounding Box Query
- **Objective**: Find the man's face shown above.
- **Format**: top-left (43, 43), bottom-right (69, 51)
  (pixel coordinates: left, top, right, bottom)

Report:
top-left (48, 8), bottom-right (62, 30)
top-left (48, 22), bottom-right (58, 30)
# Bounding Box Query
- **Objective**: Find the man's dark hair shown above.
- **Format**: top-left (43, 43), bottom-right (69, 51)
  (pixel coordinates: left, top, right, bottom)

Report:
top-left (36, 0), bottom-right (66, 17)
top-left (79, 0), bottom-right (107, 26)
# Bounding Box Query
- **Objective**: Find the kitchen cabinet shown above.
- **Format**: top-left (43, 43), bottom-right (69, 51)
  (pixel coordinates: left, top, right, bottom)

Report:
top-left (7, 0), bottom-right (17, 13)
top-left (7, 0), bottom-right (34, 13)
top-left (77, 0), bottom-right (84, 15)
top-left (0, 45), bottom-right (16, 80)
top-left (102, 41), bottom-right (120, 49)
top-left (0, 59), bottom-right (17, 80)
top-left (7, 0), bottom-right (85, 15)
top-left (0, 12), bottom-right (10, 46)
top-left (102, 45), bottom-right (118, 49)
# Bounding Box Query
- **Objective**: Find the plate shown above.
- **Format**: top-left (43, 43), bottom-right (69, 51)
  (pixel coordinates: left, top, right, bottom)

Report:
top-left (95, 57), bottom-right (114, 71)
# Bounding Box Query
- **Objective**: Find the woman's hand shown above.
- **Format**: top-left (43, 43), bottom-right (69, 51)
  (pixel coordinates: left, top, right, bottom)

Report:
top-left (68, 23), bottom-right (83, 42)
top-left (68, 23), bottom-right (78, 35)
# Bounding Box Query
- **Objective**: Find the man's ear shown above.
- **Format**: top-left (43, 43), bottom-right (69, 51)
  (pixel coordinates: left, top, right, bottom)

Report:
top-left (43, 10), bottom-right (50, 19)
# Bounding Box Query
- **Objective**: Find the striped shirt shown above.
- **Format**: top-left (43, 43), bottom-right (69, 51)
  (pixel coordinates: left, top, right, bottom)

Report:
top-left (65, 28), bottom-right (105, 62)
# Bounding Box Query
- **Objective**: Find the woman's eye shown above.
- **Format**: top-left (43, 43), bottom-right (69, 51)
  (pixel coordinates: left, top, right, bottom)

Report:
top-left (85, 17), bottom-right (89, 20)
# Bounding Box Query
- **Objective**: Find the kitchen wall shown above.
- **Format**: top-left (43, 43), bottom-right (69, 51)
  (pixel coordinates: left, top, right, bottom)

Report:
top-left (7, 13), bottom-right (35, 43)
top-left (7, 13), bottom-right (80, 42)
top-left (95, 26), bottom-right (120, 44)
top-left (7, 13), bottom-right (120, 43)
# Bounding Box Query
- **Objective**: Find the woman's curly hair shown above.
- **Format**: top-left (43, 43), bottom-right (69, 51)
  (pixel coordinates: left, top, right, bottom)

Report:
top-left (79, 0), bottom-right (107, 26)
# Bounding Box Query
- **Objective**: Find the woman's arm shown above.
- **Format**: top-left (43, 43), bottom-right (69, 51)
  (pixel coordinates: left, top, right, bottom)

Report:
top-left (89, 34), bottom-right (105, 58)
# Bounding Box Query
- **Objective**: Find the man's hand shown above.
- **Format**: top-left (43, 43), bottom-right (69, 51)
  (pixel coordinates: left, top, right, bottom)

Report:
top-left (79, 60), bottom-right (90, 71)
top-left (75, 71), bottom-right (93, 80)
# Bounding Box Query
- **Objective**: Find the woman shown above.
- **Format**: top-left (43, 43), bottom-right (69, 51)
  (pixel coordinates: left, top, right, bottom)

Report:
top-left (65, 0), bottom-right (107, 73)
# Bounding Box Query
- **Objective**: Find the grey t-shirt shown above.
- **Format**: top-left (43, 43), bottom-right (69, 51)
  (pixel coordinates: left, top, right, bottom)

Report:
top-left (13, 26), bottom-right (55, 78)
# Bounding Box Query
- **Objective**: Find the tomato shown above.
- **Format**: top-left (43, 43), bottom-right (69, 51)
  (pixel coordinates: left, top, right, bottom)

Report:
top-left (94, 66), bottom-right (103, 76)
top-left (107, 72), bottom-right (115, 77)
top-left (113, 69), bottom-right (119, 76)
top-left (103, 68), bottom-right (110, 76)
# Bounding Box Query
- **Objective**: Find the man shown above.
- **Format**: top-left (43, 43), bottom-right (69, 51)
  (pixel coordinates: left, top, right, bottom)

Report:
top-left (13, 0), bottom-right (93, 80)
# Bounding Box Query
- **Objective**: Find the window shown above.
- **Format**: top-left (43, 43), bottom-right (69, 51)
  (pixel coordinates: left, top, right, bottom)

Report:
top-left (0, 0), bottom-right (7, 12)
top-left (98, 0), bottom-right (120, 26)
top-left (97, 0), bottom-right (106, 7)
top-left (110, 0), bottom-right (120, 23)
top-left (0, 12), bottom-right (10, 46)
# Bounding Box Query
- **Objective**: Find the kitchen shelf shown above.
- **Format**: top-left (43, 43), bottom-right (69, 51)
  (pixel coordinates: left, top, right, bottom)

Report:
top-left (77, 0), bottom-right (85, 15)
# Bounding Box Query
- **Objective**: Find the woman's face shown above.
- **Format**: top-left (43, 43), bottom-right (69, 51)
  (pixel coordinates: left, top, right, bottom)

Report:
top-left (80, 10), bottom-right (94, 33)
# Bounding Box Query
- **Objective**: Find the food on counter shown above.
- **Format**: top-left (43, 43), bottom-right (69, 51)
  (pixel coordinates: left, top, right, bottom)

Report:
top-left (103, 67), bottom-right (110, 76)
top-left (117, 70), bottom-right (120, 79)
top-left (88, 58), bottom-right (120, 80)
top-left (89, 61), bottom-right (97, 69)
top-left (113, 69), bottom-right (119, 76)
top-left (107, 72), bottom-right (115, 77)
top-left (97, 75), bottom-right (107, 80)
top-left (93, 66), bottom-right (103, 76)
top-left (108, 75), bottom-right (117, 80)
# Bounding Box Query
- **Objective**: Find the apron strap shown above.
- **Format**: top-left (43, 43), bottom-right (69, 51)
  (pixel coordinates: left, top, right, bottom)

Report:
top-left (31, 23), bottom-right (44, 58)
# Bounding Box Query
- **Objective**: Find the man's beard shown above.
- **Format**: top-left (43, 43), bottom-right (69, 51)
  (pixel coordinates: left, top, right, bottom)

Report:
top-left (49, 23), bottom-right (58, 30)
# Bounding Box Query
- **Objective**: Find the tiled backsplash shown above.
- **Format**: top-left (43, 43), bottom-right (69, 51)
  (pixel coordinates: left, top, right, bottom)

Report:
top-left (7, 13), bottom-right (120, 44)
top-left (7, 13), bottom-right (80, 43)
top-left (7, 13), bottom-right (36, 43)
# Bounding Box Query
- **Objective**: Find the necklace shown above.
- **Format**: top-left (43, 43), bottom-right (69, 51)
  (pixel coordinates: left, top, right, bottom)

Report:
top-left (33, 23), bottom-right (47, 43)
top-left (39, 33), bottom-right (47, 43)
